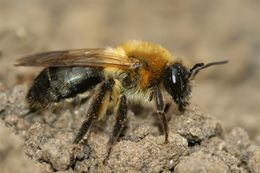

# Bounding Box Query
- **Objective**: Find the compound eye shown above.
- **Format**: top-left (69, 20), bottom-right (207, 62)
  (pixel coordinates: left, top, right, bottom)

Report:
top-left (171, 67), bottom-right (182, 93)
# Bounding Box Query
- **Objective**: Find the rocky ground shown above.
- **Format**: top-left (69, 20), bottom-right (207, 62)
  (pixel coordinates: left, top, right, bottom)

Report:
top-left (0, 85), bottom-right (259, 173)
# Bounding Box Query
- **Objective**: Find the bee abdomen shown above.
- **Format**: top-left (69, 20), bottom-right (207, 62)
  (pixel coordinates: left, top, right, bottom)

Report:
top-left (27, 67), bottom-right (103, 109)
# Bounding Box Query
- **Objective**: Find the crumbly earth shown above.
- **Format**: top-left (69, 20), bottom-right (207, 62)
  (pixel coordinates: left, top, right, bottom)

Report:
top-left (0, 85), bottom-right (259, 173)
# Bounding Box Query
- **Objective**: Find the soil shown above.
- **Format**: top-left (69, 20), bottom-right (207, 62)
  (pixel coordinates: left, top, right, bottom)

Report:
top-left (1, 85), bottom-right (259, 172)
top-left (0, 0), bottom-right (259, 173)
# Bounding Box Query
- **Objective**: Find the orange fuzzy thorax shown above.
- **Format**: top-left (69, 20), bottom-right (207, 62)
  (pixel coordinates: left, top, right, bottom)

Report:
top-left (116, 40), bottom-right (174, 72)
top-left (116, 40), bottom-right (174, 89)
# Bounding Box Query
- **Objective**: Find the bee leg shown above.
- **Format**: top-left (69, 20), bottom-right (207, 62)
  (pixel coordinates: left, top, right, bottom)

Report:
top-left (73, 79), bottom-right (114, 144)
top-left (73, 115), bottom-right (94, 144)
top-left (103, 95), bottom-right (127, 165)
top-left (154, 86), bottom-right (169, 144)
top-left (70, 79), bottom-right (114, 168)
top-left (150, 103), bottom-right (171, 117)
top-left (164, 103), bottom-right (171, 114)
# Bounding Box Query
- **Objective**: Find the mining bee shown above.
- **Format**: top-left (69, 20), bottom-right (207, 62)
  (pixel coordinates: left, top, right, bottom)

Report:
top-left (16, 40), bottom-right (228, 163)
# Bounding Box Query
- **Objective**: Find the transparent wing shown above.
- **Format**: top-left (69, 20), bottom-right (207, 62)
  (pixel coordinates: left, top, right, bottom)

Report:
top-left (15, 48), bottom-right (139, 70)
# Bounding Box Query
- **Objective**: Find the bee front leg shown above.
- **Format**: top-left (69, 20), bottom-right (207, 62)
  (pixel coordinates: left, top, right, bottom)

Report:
top-left (103, 95), bottom-right (127, 164)
top-left (154, 86), bottom-right (169, 144)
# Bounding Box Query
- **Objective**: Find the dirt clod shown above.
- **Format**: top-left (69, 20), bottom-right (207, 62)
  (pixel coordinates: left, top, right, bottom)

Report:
top-left (171, 108), bottom-right (222, 145)
top-left (175, 151), bottom-right (229, 173)
top-left (248, 148), bottom-right (260, 173)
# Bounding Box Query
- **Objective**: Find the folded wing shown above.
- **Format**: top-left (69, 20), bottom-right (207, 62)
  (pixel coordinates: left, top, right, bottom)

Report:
top-left (16, 48), bottom-right (139, 70)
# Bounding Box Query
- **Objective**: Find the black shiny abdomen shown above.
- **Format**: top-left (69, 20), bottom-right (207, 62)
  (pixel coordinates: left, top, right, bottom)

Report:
top-left (27, 67), bottom-right (104, 109)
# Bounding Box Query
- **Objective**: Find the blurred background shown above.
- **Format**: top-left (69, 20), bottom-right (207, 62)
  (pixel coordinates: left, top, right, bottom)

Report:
top-left (0, 0), bottom-right (259, 172)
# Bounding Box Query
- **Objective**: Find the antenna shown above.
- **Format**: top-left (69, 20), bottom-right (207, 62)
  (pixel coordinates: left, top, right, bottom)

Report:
top-left (188, 60), bottom-right (228, 80)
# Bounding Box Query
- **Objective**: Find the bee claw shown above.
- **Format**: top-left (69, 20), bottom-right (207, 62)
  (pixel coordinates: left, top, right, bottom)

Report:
top-left (164, 139), bottom-right (169, 144)
top-left (103, 157), bottom-right (109, 166)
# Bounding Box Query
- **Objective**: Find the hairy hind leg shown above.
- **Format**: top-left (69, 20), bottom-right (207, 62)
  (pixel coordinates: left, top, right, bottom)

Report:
top-left (73, 79), bottom-right (114, 144)
top-left (103, 95), bottom-right (127, 164)
top-left (70, 79), bottom-right (114, 168)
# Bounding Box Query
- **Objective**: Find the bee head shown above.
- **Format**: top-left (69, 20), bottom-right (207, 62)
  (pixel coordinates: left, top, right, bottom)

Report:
top-left (163, 63), bottom-right (191, 112)
top-left (163, 60), bottom-right (228, 112)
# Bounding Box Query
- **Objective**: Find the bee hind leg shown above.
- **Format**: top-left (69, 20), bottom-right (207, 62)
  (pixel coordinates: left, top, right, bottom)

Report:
top-left (103, 95), bottom-right (127, 165)
top-left (70, 79), bottom-right (114, 168)
top-left (73, 79), bottom-right (115, 144)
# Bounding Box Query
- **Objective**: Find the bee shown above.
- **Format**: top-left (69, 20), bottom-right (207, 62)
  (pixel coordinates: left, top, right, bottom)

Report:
top-left (16, 40), bottom-right (228, 162)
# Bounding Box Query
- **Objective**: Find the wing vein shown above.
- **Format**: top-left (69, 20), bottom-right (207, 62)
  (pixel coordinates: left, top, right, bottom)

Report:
top-left (15, 48), bottom-right (139, 70)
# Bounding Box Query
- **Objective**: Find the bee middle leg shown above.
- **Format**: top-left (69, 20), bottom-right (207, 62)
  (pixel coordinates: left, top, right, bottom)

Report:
top-left (154, 86), bottom-right (169, 144)
top-left (103, 95), bottom-right (127, 164)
